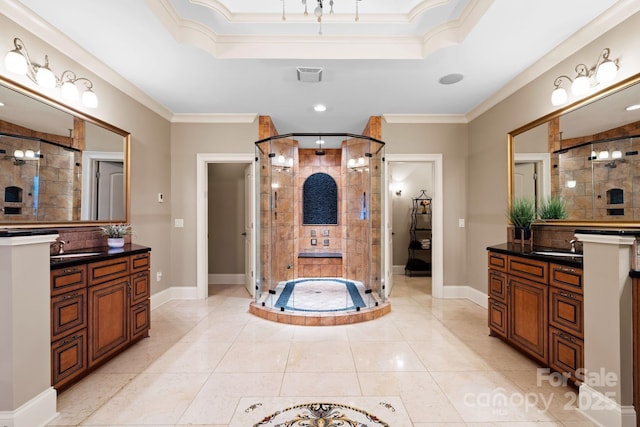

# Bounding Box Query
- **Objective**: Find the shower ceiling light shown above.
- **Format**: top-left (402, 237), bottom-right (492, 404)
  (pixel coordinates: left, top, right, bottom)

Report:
top-left (4, 37), bottom-right (98, 108)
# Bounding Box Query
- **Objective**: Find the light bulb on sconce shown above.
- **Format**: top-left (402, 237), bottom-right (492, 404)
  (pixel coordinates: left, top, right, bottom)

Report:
top-left (4, 37), bottom-right (99, 108)
top-left (567, 180), bottom-right (577, 188)
top-left (550, 47), bottom-right (619, 106)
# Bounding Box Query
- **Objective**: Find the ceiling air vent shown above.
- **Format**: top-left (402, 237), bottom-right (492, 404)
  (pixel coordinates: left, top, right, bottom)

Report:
top-left (297, 67), bottom-right (323, 83)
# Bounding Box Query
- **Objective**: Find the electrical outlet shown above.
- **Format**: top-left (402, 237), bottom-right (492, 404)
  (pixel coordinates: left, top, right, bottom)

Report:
top-left (158, 193), bottom-right (164, 203)
top-left (156, 271), bottom-right (162, 282)
top-left (459, 218), bottom-right (465, 228)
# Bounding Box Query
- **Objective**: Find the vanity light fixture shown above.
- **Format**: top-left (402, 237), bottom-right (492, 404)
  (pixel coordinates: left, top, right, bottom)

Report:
top-left (4, 37), bottom-right (98, 108)
top-left (281, 0), bottom-right (363, 34)
top-left (551, 48), bottom-right (619, 106)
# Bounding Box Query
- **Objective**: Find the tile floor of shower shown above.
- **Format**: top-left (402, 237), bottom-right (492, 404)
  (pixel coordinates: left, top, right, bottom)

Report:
top-left (48, 275), bottom-right (597, 426)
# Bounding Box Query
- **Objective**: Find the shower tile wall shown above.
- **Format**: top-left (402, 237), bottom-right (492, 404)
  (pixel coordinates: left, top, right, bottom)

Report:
top-left (297, 148), bottom-right (344, 277)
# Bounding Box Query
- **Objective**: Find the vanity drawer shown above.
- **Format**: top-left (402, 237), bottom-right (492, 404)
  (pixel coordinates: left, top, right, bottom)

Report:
top-left (488, 251), bottom-right (507, 272)
top-left (130, 252), bottom-right (150, 273)
top-left (550, 263), bottom-right (583, 294)
top-left (549, 286), bottom-right (583, 338)
top-left (508, 255), bottom-right (548, 284)
top-left (51, 265), bottom-right (87, 296)
top-left (51, 289), bottom-right (87, 341)
top-left (88, 256), bottom-right (130, 286)
top-left (488, 270), bottom-right (508, 303)
top-left (549, 326), bottom-right (583, 382)
top-left (130, 300), bottom-right (150, 341)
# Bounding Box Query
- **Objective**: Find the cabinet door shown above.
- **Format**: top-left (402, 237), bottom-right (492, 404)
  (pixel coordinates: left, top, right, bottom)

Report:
top-left (51, 328), bottom-right (87, 389)
top-left (51, 289), bottom-right (87, 341)
top-left (88, 278), bottom-right (129, 367)
top-left (130, 300), bottom-right (150, 341)
top-left (549, 287), bottom-right (583, 338)
top-left (509, 276), bottom-right (548, 363)
top-left (488, 270), bottom-right (508, 303)
top-left (488, 298), bottom-right (508, 338)
top-left (130, 271), bottom-right (150, 306)
top-left (549, 326), bottom-right (583, 381)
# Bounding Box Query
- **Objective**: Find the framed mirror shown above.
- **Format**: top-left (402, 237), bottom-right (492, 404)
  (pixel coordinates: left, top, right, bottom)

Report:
top-left (508, 72), bottom-right (640, 226)
top-left (0, 76), bottom-right (130, 227)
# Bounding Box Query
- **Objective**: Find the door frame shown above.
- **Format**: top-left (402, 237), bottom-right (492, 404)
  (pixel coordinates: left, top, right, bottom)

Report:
top-left (81, 151), bottom-right (124, 220)
top-left (196, 153), bottom-right (255, 300)
top-left (385, 154), bottom-right (443, 298)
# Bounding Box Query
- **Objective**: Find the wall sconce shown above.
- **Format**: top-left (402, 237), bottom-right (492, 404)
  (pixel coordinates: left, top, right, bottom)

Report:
top-left (4, 37), bottom-right (98, 108)
top-left (270, 152), bottom-right (293, 170)
top-left (392, 181), bottom-right (404, 196)
top-left (566, 180), bottom-right (577, 188)
top-left (347, 155), bottom-right (369, 171)
top-left (551, 48), bottom-right (619, 106)
top-left (1, 148), bottom-right (43, 165)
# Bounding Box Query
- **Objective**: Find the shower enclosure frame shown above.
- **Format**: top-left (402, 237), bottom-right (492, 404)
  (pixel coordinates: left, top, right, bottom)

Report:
top-left (254, 133), bottom-right (386, 311)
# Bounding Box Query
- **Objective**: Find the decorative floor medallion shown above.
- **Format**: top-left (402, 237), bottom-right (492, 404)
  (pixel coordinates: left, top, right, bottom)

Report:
top-left (251, 402), bottom-right (391, 427)
top-left (230, 397), bottom-right (412, 427)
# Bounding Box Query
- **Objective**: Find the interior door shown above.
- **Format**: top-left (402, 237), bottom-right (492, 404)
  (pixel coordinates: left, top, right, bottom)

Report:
top-left (244, 164), bottom-right (255, 296)
top-left (384, 162), bottom-right (393, 297)
top-left (96, 160), bottom-right (124, 220)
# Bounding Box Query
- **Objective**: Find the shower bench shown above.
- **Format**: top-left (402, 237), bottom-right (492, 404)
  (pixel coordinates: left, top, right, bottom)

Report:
top-left (298, 252), bottom-right (342, 277)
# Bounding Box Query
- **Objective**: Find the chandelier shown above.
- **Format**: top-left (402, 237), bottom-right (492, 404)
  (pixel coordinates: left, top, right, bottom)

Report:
top-left (281, 0), bottom-right (363, 35)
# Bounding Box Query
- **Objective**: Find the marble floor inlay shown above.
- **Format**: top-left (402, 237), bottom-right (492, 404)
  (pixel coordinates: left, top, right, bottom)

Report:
top-left (47, 275), bottom-right (598, 427)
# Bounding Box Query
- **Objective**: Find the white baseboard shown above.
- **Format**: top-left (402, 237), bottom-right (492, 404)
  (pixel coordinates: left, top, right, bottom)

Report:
top-left (208, 273), bottom-right (244, 285)
top-left (150, 286), bottom-right (198, 309)
top-left (392, 265), bottom-right (405, 275)
top-left (0, 386), bottom-right (58, 427)
top-left (442, 285), bottom-right (488, 309)
top-left (578, 384), bottom-right (637, 427)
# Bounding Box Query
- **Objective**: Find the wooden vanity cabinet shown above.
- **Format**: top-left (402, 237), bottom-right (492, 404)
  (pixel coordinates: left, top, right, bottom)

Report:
top-left (50, 249), bottom-right (151, 390)
top-left (488, 250), bottom-right (583, 379)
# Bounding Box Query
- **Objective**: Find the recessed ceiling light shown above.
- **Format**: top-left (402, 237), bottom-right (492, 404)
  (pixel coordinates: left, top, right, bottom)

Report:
top-left (438, 73), bottom-right (464, 85)
top-left (0, 101), bottom-right (4, 107)
top-left (625, 104), bottom-right (640, 111)
top-left (314, 104), bottom-right (327, 112)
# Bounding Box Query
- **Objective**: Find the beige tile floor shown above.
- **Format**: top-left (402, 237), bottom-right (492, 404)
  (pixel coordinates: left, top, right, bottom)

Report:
top-left (48, 275), bottom-right (598, 426)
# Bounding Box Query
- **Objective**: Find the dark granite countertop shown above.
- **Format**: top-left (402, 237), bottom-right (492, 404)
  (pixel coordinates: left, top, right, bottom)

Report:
top-left (49, 243), bottom-right (151, 269)
top-left (0, 228), bottom-right (58, 237)
top-left (487, 243), bottom-right (583, 268)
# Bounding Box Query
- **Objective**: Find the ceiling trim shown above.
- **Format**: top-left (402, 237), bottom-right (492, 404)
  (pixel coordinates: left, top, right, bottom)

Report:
top-left (190, 0), bottom-right (450, 24)
top-left (171, 113), bottom-right (258, 123)
top-left (383, 114), bottom-right (468, 124)
top-left (147, 0), bottom-right (489, 59)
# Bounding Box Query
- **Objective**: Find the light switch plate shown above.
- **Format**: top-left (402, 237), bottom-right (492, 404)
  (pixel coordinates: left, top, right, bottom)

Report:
top-left (175, 218), bottom-right (184, 228)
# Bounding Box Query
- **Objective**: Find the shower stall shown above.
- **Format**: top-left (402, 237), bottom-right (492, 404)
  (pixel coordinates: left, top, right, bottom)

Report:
top-left (254, 133), bottom-right (386, 315)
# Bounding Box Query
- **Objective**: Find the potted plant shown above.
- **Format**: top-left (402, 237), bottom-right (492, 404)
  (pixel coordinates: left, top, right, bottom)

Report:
top-left (538, 196), bottom-right (568, 220)
top-left (507, 197), bottom-right (536, 240)
top-left (99, 223), bottom-right (132, 248)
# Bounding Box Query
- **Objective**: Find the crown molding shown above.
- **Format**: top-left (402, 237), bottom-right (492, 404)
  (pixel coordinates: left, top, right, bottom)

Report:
top-left (383, 114), bottom-right (468, 124)
top-left (171, 113), bottom-right (258, 123)
top-left (148, 0), bottom-right (487, 59)
top-left (191, 0), bottom-right (449, 24)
